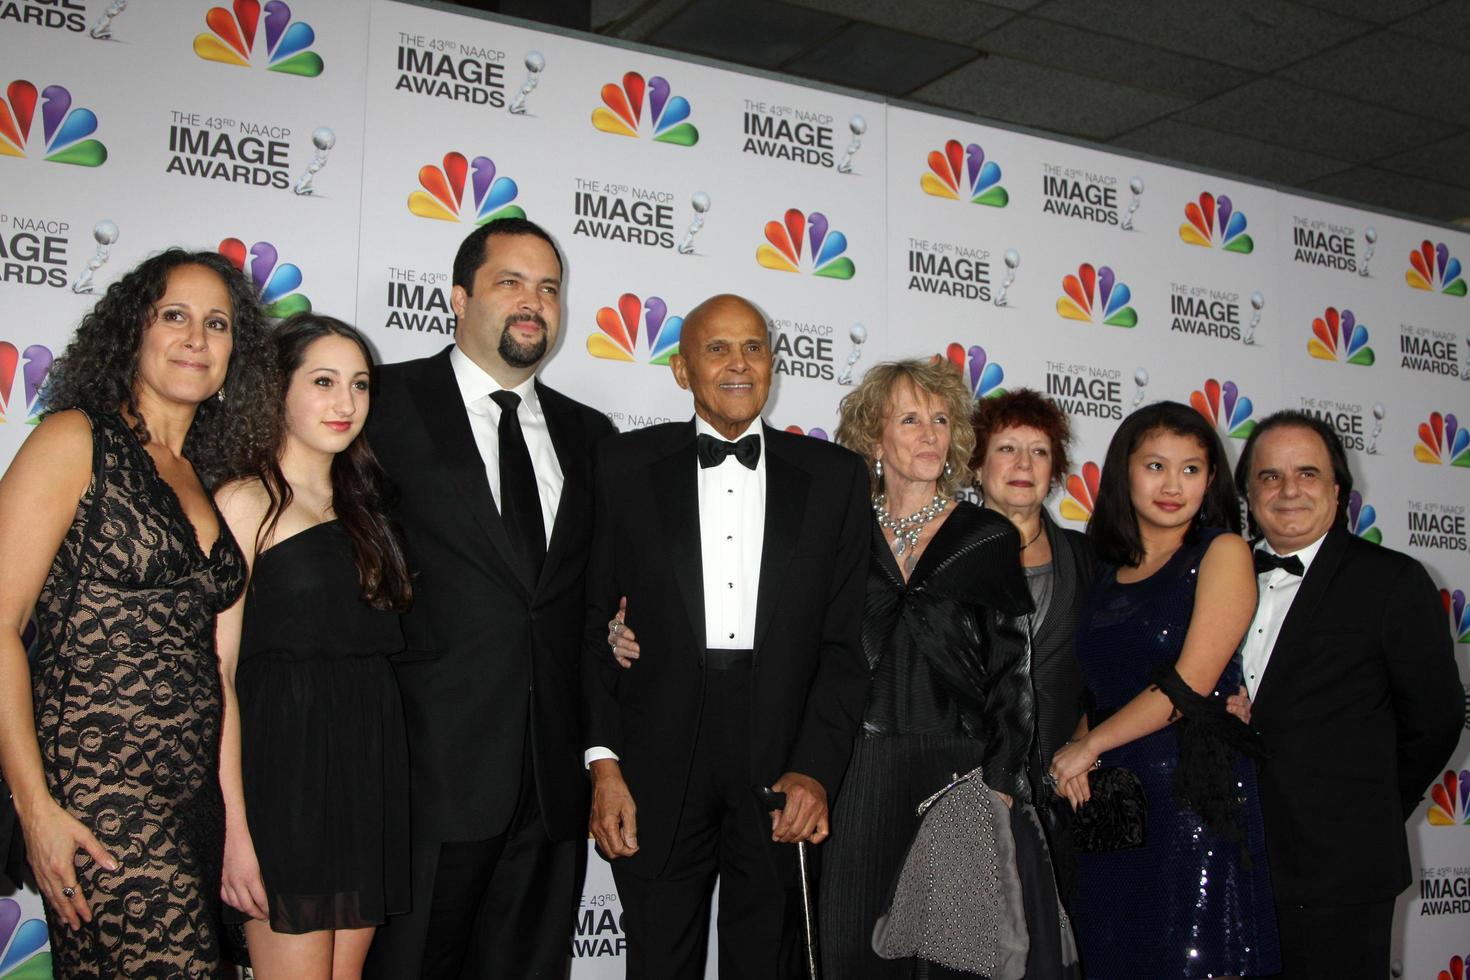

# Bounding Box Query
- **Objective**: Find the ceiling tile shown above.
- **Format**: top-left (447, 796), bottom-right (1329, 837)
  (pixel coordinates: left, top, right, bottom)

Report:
top-left (782, 22), bottom-right (980, 94)
top-left (1111, 119), bottom-right (1351, 185)
top-left (648, 0), bottom-right (847, 67)
top-left (1032, 0), bottom-right (1369, 71)
top-left (1278, 30), bottom-right (1470, 126)
top-left (778, 0), bottom-right (1014, 45)
top-left (1287, 0), bottom-right (1440, 25)
top-left (976, 15), bottom-right (1255, 99)
top-left (1303, 166), bottom-right (1470, 222)
top-left (1374, 131), bottom-right (1470, 189)
top-left (1392, 0), bottom-right (1470, 52)
top-left (1178, 78), bottom-right (1457, 163)
top-left (913, 55), bottom-right (1190, 140)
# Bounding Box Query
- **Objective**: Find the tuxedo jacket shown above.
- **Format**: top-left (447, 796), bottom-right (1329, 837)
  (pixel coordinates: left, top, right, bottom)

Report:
top-left (581, 421), bottom-right (871, 876)
top-left (1251, 527), bottom-right (1463, 906)
top-left (367, 346), bottom-right (616, 843)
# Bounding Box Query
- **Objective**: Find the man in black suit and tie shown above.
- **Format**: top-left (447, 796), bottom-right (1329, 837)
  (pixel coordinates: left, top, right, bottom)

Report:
top-left (582, 294), bottom-right (870, 978)
top-left (365, 218), bottom-right (615, 978)
top-left (1234, 410), bottom-right (1463, 980)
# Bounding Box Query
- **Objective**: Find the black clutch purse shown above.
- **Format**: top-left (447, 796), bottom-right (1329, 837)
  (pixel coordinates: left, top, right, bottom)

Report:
top-left (1069, 766), bottom-right (1146, 852)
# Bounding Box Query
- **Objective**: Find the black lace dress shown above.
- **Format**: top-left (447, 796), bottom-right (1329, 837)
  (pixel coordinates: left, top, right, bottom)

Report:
top-left (819, 502), bottom-right (1077, 979)
top-left (31, 411), bottom-right (245, 977)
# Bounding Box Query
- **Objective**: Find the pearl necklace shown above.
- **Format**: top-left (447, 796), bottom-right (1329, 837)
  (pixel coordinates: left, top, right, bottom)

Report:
top-left (874, 492), bottom-right (949, 575)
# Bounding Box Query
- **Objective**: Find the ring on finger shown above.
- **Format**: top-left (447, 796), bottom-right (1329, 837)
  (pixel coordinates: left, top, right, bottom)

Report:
top-left (1089, 759), bottom-right (1103, 770)
top-left (61, 886), bottom-right (76, 898)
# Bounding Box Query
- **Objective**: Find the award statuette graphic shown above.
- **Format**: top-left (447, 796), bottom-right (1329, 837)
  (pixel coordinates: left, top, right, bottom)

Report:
top-left (1243, 291), bottom-right (1265, 346)
top-left (1366, 402), bottom-right (1385, 455)
top-left (1358, 225), bottom-right (1376, 277)
top-left (835, 114), bottom-right (866, 174)
top-left (836, 323), bottom-right (868, 386)
top-left (1120, 176), bottom-right (1144, 231)
top-left (677, 191), bottom-right (711, 255)
top-left (994, 249), bottom-right (1020, 308)
top-left (90, 0), bottom-right (127, 39)
top-left (71, 220), bottom-right (119, 294)
top-left (1131, 367), bottom-right (1149, 410)
top-left (508, 50), bottom-right (545, 115)
top-left (293, 127), bottom-right (336, 196)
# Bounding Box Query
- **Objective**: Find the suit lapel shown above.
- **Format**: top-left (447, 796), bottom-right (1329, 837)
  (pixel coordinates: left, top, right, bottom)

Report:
top-left (417, 350), bottom-right (532, 595)
top-left (754, 428), bottom-right (808, 650)
top-left (1253, 527), bottom-right (1346, 713)
top-left (652, 424), bottom-right (706, 649)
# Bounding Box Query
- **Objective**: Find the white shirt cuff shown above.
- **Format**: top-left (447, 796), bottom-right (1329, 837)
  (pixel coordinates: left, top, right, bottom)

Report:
top-left (584, 746), bottom-right (619, 768)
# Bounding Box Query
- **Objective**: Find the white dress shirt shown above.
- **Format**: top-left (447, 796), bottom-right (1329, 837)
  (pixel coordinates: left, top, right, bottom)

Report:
top-left (695, 416), bottom-right (766, 649)
top-left (450, 345), bottom-right (562, 543)
top-left (584, 417), bottom-right (768, 768)
top-left (1239, 532), bottom-right (1328, 698)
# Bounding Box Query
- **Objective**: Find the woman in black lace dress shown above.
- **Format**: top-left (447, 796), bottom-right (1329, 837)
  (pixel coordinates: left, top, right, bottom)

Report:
top-left (0, 249), bottom-right (274, 977)
top-left (214, 315), bottom-right (411, 979)
top-left (819, 360), bottom-right (1077, 979)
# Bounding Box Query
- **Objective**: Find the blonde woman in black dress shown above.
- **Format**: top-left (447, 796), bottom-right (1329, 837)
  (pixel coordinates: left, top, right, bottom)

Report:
top-left (215, 315), bottom-right (411, 980)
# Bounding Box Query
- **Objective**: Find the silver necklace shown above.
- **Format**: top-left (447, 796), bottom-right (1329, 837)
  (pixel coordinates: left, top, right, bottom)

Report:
top-left (874, 492), bottom-right (948, 574)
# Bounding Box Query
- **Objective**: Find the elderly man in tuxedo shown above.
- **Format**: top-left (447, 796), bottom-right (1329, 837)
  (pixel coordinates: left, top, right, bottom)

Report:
top-left (582, 294), bottom-right (870, 978)
top-left (1234, 410), bottom-right (1463, 980)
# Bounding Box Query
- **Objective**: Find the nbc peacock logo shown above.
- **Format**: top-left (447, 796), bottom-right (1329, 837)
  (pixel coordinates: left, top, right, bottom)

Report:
top-left (218, 239), bottom-right (309, 318)
top-left (1444, 588), bottom-right (1469, 643)
top-left (1056, 263), bottom-right (1137, 327)
top-left (1190, 379), bottom-right (1257, 439)
top-left (756, 209), bottom-right (855, 280)
top-left (0, 81), bottom-right (107, 167)
top-left (592, 72), bottom-right (698, 146)
top-left (783, 425), bottom-right (829, 440)
top-left (1415, 411), bottom-right (1470, 466)
top-left (1306, 307), bottom-right (1374, 366)
top-left (0, 897), bottom-right (50, 979)
top-left (1427, 769), bottom-right (1470, 825)
top-left (193, 0), bottom-right (324, 76)
top-left (1178, 192), bottom-right (1253, 253)
top-left (943, 343), bottom-right (1005, 400)
top-left (407, 153), bottom-right (525, 225)
top-left (920, 140), bottom-right (1008, 207)
top-left (1346, 490), bottom-right (1381, 544)
top-left (586, 294), bottom-right (682, 365)
top-left (1407, 240), bottom-right (1466, 297)
top-left (0, 343), bottom-right (53, 425)
top-left (1439, 954), bottom-right (1469, 980)
top-left (1059, 461), bottom-right (1100, 523)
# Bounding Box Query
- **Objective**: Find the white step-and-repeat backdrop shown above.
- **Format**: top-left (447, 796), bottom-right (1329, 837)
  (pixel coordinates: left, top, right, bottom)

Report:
top-left (1, 1), bottom-right (1467, 977)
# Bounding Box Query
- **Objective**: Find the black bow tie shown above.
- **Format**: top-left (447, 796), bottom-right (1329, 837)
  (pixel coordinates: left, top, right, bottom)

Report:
top-left (697, 433), bottom-right (761, 470)
top-left (1253, 550), bottom-right (1304, 577)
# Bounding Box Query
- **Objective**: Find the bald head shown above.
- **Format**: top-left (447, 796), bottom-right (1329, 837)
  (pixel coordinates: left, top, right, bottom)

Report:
top-left (671, 293), bottom-right (774, 440)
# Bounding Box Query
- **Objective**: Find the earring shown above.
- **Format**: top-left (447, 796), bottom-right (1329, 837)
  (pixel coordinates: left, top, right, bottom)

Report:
top-left (874, 458), bottom-right (883, 478)
top-left (943, 461), bottom-right (953, 477)
top-left (216, 387), bottom-right (225, 403)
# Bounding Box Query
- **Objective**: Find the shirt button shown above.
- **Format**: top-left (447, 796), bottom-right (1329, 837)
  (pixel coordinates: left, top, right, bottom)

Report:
top-left (727, 582), bottom-right (733, 588)
top-left (728, 633), bottom-right (734, 639)
top-left (726, 535), bottom-right (733, 541)
top-left (1257, 628), bottom-right (1263, 633)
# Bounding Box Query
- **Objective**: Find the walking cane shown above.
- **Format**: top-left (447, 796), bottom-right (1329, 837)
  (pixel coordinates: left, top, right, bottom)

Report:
top-left (753, 785), bottom-right (819, 980)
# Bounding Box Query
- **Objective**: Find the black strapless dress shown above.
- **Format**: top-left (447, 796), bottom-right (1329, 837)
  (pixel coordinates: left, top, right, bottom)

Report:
top-left (228, 520), bottom-right (410, 934)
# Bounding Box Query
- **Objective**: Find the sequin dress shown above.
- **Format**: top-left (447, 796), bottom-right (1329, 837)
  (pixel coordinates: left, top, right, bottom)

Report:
top-left (1073, 527), bottom-right (1280, 978)
top-left (31, 411), bottom-right (245, 977)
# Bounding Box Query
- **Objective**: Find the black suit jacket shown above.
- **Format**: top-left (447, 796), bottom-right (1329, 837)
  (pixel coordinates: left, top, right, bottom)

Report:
top-left (581, 422), bottom-right (871, 876)
top-left (367, 346), bottom-right (616, 843)
top-left (1251, 527), bottom-right (1463, 906)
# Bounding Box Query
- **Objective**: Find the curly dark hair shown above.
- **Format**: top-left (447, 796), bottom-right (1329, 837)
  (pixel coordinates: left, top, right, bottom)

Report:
top-left (41, 248), bottom-right (277, 488)
top-left (968, 387), bottom-right (1073, 489)
top-left (238, 313), bottom-right (412, 612)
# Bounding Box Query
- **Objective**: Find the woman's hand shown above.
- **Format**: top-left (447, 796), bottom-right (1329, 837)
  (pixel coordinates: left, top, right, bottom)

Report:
top-left (1050, 737), bottom-right (1100, 810)
top-left (607, 596), bottom-right (640, 669)
top-left (22, 800), bottom-right (118, 930)
top-left (221, 822), bottom-right (269, 921)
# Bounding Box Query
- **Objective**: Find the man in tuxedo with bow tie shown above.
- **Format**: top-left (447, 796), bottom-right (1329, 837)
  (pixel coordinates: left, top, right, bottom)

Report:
top-left (365, 218), bottom-right (615, 978)
top-left (582, 294), bottom-right (870, 978)
top-left (1234, 410), bottom-right (1462, 979)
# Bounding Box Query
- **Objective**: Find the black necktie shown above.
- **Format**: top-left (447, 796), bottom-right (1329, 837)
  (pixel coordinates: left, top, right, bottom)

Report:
top-left (696, 432), bottom-right (761, 470)
top-left (1253, 549), bottom-right (1304, 577)
top-left (490, 390), bottom-right (546, 579)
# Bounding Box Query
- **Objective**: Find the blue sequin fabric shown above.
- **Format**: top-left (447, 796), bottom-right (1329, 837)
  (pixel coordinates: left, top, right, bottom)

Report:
top-left (1073, 527), bottom-right (1280, 978)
